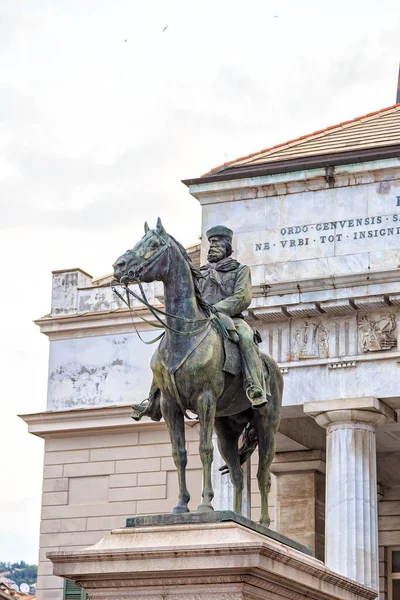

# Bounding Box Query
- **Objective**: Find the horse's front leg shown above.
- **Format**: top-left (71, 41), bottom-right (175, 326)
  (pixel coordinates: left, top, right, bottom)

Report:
top-left (196, 390), bottom-right (216, 512)
top-left (161, 394), bottom-right (190, 513)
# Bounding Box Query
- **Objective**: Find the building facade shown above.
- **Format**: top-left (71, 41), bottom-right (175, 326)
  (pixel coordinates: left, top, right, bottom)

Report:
top-left (22, 104), bottom-right (400, 600)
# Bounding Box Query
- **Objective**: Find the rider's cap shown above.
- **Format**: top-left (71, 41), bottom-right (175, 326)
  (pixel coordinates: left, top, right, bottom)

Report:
top-left (206, 225), bottom-right (233, 241)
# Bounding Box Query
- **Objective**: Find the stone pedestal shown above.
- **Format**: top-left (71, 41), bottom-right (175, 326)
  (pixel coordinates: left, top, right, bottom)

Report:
top-left (305, 397), bottom-right (395, 591)
top-left (271, 450), bottom-right (325, 560)
top-left (48, 512), bottom-right (376, 600)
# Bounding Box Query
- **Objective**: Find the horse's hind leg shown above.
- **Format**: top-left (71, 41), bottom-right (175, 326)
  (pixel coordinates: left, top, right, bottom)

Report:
top-left (252, 411), bottom-right (275, 527)
top-left (214, 417), bottom-right (244, 515)
top-left (161, 394), bottom-right (190, 513)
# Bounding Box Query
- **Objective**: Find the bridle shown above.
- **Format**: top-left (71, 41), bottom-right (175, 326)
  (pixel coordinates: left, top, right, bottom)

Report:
top-left (119, 231), bottom-right (171, 286)
top-left (111, 232), bottom-right (222, 343)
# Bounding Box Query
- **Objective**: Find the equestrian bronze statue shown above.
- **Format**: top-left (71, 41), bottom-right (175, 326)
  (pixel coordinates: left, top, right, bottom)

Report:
top-left (112, 218), bottom-right (283, 526)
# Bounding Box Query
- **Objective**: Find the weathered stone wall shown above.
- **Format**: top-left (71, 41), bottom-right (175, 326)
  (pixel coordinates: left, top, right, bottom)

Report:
top-left (47, 334), bottom-right (154, 410)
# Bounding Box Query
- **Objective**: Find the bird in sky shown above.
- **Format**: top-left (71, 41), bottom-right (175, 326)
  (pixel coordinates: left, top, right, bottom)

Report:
top-left (163, 25), bottom-right (169, 32)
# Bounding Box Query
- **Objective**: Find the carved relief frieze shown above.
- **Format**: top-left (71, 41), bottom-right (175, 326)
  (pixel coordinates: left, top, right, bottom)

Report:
top-left (358, 314), bottom-right (397, 352)
top-left (258, 309), bottom-right (400, 362)
top-left (292, 322), bottom-right (329, 359)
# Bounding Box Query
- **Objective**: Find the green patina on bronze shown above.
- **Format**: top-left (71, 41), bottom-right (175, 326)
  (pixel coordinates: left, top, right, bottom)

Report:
top-left (125, 511), bottom-right (312, 555)
top-left (112, 219), bottom-right (283, 526)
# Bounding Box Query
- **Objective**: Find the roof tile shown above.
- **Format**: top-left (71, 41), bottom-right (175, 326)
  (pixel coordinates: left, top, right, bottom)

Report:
top-left (203, 103), bottom-right (400, 177)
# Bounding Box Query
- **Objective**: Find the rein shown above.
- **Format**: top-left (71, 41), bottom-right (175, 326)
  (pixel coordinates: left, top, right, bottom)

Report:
top-left (111, 279), bottom-right (213, 340)
top-left (111, 230), bottom-right (228, 339)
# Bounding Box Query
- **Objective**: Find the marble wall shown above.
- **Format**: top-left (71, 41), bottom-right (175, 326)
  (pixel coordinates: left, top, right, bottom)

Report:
top-left (197, 160), bottom-right (400, 286)
top-left (47, 333), bottom-right (154, 410)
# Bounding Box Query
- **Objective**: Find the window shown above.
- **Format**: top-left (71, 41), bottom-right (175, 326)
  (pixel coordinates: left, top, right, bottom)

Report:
top-left (388, 548), bottom-right (400, 600)
top-left (63, 579), bottom-right (87, 600)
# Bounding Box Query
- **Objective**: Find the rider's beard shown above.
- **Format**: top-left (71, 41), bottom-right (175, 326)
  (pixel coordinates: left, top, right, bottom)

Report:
top-left (207, 246), bottom-right (226, 263)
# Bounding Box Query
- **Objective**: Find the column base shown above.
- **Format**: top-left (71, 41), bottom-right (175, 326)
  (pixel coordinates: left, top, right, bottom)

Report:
top-left (48, 512), bottom-right (377, 600)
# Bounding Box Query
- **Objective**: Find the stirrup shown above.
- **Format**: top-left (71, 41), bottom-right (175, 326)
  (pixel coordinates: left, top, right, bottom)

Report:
top-left (251, 396), bottom-right (268, 409)
top-left (131, 400), bottom-right (149, 421)
top-left (246, 385), bottom-right (268, 408)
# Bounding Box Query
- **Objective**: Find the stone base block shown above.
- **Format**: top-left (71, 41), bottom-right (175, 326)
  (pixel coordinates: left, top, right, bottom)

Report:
top-left (48, 512), bottom-right (376, 600)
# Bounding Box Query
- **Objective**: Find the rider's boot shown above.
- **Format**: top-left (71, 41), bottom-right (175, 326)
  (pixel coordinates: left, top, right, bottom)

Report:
top-left (245, 379), bottom-right (268, 409)
top-left (131, 388), bottom-right (162, 422)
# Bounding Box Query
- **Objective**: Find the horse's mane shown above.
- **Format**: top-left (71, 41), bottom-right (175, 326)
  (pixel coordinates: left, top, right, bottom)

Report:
top-left (168, 234), bottom-right (213, 318)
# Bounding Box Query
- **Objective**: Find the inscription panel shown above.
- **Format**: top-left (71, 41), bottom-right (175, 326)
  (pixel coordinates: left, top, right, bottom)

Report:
top-left (237, 196), bottom-right (400, 267)
top-left (202, 178), bottom-right (400, 282)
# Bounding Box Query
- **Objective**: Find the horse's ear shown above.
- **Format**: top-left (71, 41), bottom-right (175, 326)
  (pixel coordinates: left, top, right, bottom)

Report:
top-left (156, 217), bottom-right (166, 235)
top-left (144, 221), bottom-right (150, 233)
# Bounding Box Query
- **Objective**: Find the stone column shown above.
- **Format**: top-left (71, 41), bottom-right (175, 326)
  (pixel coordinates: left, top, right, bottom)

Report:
top-left (305, 397), bottom-right (395, 591)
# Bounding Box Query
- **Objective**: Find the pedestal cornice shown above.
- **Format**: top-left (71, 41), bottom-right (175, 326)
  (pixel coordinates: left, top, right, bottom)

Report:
top-left (48, 520), bottom-right (377, 600)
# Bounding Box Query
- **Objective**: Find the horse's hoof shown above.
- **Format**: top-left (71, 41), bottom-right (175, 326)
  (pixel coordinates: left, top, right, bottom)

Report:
top-left (259, 518), bottom-right (271, 528)
top-left (197, 503), bottom-right (214, 513)
top-left (172, 506), bottom-right (190, 514)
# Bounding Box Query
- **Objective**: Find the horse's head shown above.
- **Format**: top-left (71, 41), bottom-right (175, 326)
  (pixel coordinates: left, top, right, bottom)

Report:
top-left (113, 218), bottom-right (171, 284)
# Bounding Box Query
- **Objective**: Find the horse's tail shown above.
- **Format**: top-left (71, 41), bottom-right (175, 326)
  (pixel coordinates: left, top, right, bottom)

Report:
top-left (238, 422), bottom-right (258, 466)
top-left (219, 422), bottom-right (258, 474)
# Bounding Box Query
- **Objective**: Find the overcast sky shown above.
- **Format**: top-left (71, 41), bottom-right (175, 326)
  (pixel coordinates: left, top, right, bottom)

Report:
top-left (1, 0), bottom-right (399, 565)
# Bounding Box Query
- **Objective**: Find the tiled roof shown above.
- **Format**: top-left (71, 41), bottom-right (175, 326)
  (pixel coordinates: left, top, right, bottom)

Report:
top-left (204, 103), bottom-right (400, 177)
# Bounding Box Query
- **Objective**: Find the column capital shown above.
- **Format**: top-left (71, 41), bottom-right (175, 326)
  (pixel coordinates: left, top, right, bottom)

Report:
top-left (304, 397), bottom-right (396, 429)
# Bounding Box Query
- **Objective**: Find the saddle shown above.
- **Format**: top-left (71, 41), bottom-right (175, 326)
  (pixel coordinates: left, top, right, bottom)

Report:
top-left (216, 313), bottom-right (267, 389)
top-left (222, 337), bottom-right (241, 376)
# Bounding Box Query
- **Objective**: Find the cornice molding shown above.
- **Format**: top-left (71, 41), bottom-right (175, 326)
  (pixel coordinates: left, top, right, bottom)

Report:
top-left (35, 272), bottom-right (400, 339)
top-left (252, 267), bottom-right (400, 297)
top-left (184, 155), bottom-right (400, 198)
top-left (34, 308), bottom-right (161, 339)
top-left (18, 404), bottom-right (172, 438)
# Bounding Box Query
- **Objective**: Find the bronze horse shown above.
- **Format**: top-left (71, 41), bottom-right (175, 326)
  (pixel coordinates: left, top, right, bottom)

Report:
top-left (113, 219), bottom-right (283, 526)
